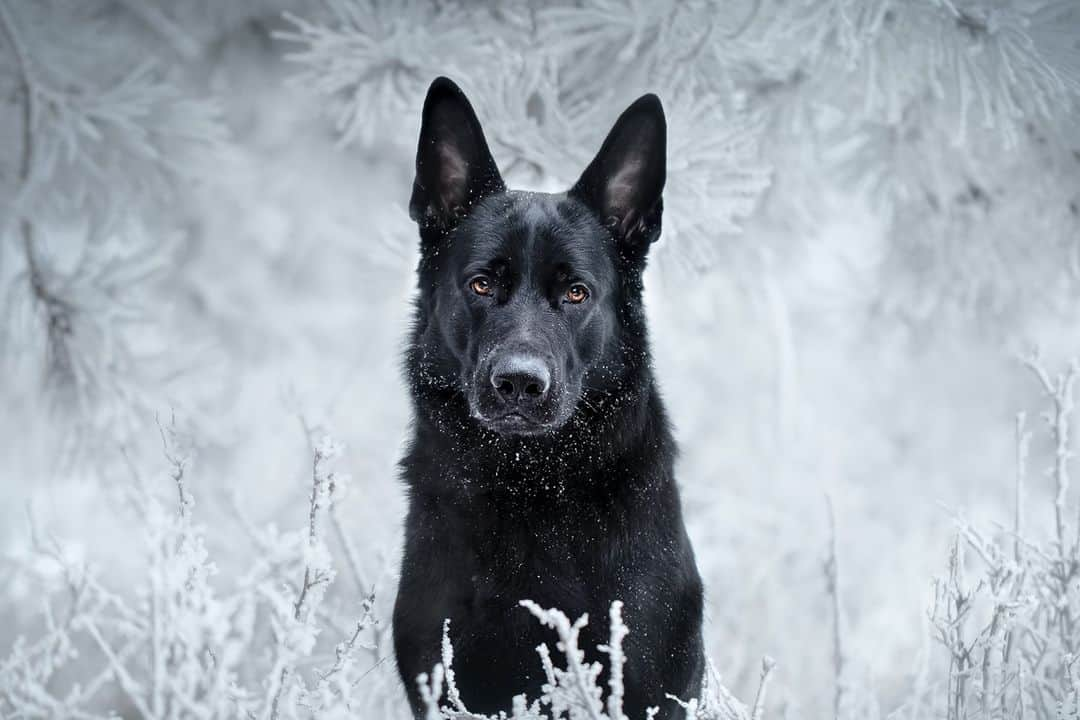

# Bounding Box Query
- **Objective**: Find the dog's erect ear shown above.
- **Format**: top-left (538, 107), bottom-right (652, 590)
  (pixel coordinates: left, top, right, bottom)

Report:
top-left (409, 77), bottom-right (504, 230)
top-left (570, 94), bottom-right (666, 247)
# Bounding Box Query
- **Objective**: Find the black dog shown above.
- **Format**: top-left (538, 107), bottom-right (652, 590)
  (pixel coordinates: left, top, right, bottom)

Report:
top-left (393, 77), bottom-right (704, 719)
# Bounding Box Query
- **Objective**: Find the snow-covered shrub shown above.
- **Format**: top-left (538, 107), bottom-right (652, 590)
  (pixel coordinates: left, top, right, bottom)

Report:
top-left (416, 600), bottom-right (775, 720)
top-left (929, 354), bottom-right (1080, 719)
top-left (0, 415), bottom-right (769, 719)
top-left (0, 425), bottom-right (387, 718)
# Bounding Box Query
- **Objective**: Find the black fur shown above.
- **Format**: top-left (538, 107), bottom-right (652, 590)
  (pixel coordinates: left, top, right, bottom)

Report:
top-left (393, 77), bottom-right (704, 719)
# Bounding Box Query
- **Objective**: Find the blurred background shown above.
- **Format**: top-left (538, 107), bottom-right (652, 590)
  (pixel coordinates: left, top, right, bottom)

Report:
top-left (1, 1), bottom-right (1079, 717)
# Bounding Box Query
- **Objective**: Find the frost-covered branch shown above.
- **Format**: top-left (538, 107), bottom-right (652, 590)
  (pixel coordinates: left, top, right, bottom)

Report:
top-left (0, 1), bottom-right (226, 450)
top-left (267, 436), bottom-right (341, 720)
top-left (520, 600), bottom-right (606, 720)
top-left (823, 496), bottom-right (846, 719)
top-left (1021, 351), bottom-right (1079, 555)
top-left (0, 425), bottom-right (384, 720)
top-left (415, 600), bottom-right (770, 720)
top-left (0, 0), bottom-right (77, 387)
top-left (930, 354), bottom-right (1080, 719)
top-left (667, 656), bottom-right (776, 720)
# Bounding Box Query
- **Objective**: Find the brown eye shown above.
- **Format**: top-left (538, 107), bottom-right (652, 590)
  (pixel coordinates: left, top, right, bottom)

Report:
top-left (469, 276), bottom-right (493, 296)
top-left (566, 283), bottom-right (589, 304)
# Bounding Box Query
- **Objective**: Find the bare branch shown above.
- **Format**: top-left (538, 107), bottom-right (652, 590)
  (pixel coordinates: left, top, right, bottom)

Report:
top-left (824, 495), bottom-right (845, 720)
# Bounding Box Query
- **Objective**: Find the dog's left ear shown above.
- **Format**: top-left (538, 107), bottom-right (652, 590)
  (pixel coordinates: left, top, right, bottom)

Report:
top-left (570, 94), bottom-right (666, 248)
top-left (410, 77), bottom-right (505, 231)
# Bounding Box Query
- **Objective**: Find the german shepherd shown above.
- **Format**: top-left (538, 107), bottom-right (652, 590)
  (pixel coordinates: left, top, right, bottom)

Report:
top-left (393, 77), bottom-right (704, 719)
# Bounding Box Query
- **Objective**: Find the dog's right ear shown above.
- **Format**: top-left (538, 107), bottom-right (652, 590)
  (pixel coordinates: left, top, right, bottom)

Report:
top-left (569, 94), bottom-right (666, 250)
top-left (409, 77), bottom-right (504, 231)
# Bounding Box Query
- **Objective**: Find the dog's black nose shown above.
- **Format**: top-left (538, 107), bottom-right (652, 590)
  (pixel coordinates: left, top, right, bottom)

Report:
top-left (491, 355), bottom-right (551, 404)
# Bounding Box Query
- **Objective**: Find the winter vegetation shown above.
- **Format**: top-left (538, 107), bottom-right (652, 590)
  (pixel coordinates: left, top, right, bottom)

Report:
top-left (925, 354), bottom-right (1080, 720)
top-left (1, 0), bottom-right (1079, 717)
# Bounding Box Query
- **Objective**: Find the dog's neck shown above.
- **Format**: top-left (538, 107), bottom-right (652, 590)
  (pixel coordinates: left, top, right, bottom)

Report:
top-left (403, 369), bottom-right (675, 504)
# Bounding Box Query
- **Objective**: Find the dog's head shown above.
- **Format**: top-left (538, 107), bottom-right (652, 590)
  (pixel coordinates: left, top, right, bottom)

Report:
top-left (408, 77), bottom-right (665, 438)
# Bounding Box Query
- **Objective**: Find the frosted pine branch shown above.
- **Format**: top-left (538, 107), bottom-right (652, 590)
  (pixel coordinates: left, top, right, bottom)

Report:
top-left (277, 1), bottom-right (494, 148)
top-left (0, 0), bottom-right (225, 453)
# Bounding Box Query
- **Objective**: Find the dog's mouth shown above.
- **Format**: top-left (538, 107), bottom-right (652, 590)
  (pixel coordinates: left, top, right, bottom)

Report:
top-left (465, 368), bottom-right (581, 437)
top-left (479, 411), bottom-right (553, 437)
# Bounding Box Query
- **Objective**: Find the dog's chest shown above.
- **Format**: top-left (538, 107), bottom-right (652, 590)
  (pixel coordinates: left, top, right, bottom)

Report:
top-left (452, 494), bottom-right (618, 610)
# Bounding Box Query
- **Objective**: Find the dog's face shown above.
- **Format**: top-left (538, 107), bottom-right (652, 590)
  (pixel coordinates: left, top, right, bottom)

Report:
top-left (408, 78), bottom-right (666, 437)
top-left (426, 192), bottom-right (618, 436)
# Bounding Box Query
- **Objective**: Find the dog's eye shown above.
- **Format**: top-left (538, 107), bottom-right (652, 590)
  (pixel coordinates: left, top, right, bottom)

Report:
top-left (565, 284), bottom-right (590, 304)
top-left (469, 276), bottom-right (494, 296)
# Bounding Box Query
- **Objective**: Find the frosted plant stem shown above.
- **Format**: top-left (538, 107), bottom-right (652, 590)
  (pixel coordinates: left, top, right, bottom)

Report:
top-left (270, 441), bottom-right (337, 720)
top-left (157, 415), bottom-right (191, 519)
top-left (601, 601), bottom-right (628, 720)
top-left (825, 496), bottom-right (845, 720)
top-left (751, 656), bottom-right (777, 720)
top-left (150, 542), bottom-right (164, 719)
top-left (330, 503), bottom-right (369, 593)
top-left (564, 623), bottom-right (604, 720)
top-left (295, 413), bottom-right (369, 593)
top-left (1052, 364), bottom-right (1077, 557)
top-left (980, 603), bottom-right (1006, 720)
top-left (520, 602), bottom-right (605, 720)
top-left (1021, 354), bottom-right (1077, 555)
top-left (81, 620), bottom-right (155, 719)
top-left (267, 659), bottom-right (290, 720)
top-left (1015, 412), bottom-right (1030, 565)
